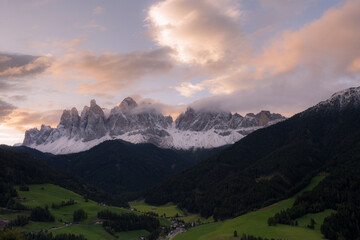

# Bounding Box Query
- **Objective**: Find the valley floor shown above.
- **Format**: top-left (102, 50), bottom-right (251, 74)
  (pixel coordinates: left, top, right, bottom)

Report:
top-left (173, 176), bottom-right (334, 240)
top-left (0, 176), bottom-right (334, 240)
top-left (0, 184), bottom-right (155, 240)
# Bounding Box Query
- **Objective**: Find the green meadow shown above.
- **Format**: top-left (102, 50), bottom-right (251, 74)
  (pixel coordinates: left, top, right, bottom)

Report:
top-left (129, 200), bottom-right (184, 218)
top-left (0, 176), bottom-right (334, 240)
top-left (174, 176), bottom-right (334, 240)
top-left (0, 184), bottom-right (151, 240)
top-left (129, 200), bottom-right (212, 224)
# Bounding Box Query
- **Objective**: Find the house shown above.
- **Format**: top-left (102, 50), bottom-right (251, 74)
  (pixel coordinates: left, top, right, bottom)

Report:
top-left (63, 221), bottom-right (72, 226)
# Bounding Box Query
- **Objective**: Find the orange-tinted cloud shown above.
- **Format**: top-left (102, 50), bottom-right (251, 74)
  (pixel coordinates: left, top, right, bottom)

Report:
top-left (254, 0), bottom-right (360, 78)
top-left (0, 53), bottom-right (52, 92)
top-left (171, 0), bottom-right (360, 115)
top-left (0, 56), bottom-right (51, 79)
top-left (172, 82), bottom-right (204, 97)
top-left (52, 39), bottom-right (86, 48)
top-left (0, 53), bottom-right (51, 81)
top-left (49, 48), bottom-right (173, 95)
top-left (0, 98), bottom-right (16, 122)
top-left (4, 108), bottom-right (62, 132)
top-left (172, 0), bottom-right (360, 99)
top-left (347, 57), bottom-right (360, 72)
top-left (84, 20), bottom-right (106, 31)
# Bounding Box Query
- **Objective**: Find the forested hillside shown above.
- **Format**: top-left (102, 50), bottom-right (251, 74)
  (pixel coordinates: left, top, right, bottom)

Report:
top-left (145, 92), bottom-right (360, 220)
top-left (0, 148), bottom-right (115, 208)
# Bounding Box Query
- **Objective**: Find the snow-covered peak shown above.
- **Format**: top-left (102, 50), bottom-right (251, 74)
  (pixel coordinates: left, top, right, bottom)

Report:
top-left (313, 86), bottom-right (360, 111)
top-left (23, 97), bottom-right (286, 154)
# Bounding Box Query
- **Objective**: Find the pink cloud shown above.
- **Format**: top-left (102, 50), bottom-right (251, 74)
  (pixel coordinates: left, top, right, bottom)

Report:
top-left (48, 48), bottom-right (173, 95)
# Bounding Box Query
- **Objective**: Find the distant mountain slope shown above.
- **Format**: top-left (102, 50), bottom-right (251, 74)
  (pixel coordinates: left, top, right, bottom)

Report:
top-left (22, 97), bottom-right (285, 154)
top-left (41, 140), bottom-right (226, 196)
top-left (0, 144), bottom-right (54, 161)
top-left (144, 86), bottom-right (360, 220)
top-left (0, 148), bottom-right (115, 205)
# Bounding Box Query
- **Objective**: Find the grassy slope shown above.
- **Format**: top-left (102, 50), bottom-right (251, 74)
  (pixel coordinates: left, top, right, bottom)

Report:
top-left (129, 200), bottom-right (213, 224)
top-left (174, 176), bottom-right (334, 240)
top-left (130, 200), bottom-right (184, 217)
top-left (0, 184), bottom-right (151, 240)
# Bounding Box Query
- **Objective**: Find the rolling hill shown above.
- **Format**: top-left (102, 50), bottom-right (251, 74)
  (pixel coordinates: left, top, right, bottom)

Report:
top-left (7, 140), bottom-right (226, 199)
top-left (0, 147), bottom-right (115, 207)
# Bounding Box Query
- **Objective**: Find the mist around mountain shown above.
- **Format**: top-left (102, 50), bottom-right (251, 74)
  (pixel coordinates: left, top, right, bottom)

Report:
top-left (22, 98), bottom-right (285, 154)
top-left (2, 87), bottom-right (360, 239)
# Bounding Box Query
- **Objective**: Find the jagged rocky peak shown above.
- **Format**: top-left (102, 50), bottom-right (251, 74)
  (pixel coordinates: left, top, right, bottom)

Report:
top-left (23, 125), bottom-right (53, 146)
top-left (108, 96), bottom-right (172, 137)
top-left (22, 97), bottom-right (286, 154)
top-left (255, 110), bottom-right (286, 126)
top-left (88, 99), bottom-right (105, 116)
top-left (119, 97), bottom-right (138, 111)
top-left (175, 107), bottom-right (285, 131)
top-left (58, 107), bottom-right (81, 139)
top-left (80, 99), bottom-right (107, 141)
top-left (175, 107), bottom-right (232, 131)
top-left (60, 108), bottom-right (80, 125)
top-left (23, 128), bottom-right (39, 146)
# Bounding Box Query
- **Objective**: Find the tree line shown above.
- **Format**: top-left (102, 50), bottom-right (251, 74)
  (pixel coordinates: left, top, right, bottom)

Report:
top-left (268, 158), bottom-right (360, 239)
top-left (97, 210), bottom-right (160, 239)
top-left (0, 229), bottom-right (87, 240)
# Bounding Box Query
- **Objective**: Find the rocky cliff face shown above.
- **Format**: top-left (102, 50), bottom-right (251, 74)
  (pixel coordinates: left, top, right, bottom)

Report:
top-left (175, 108), bottom-right (284, 131)
top-left (23, 98), bottom-right (286, 154)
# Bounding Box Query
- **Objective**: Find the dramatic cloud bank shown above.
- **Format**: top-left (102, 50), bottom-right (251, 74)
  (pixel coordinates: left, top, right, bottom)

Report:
top-left (1, 0), bottom-right (359, 145)
top-left (48, 48), bottom-right (173, 95)
top-left (147, 0), bottom-right (245, 65)
top-left (155, 0), bottom-right (360, 113)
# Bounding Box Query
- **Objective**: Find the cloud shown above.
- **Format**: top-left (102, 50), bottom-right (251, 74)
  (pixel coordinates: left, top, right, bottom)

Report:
top-left (4, 109), bottom-right (62, 132)
top-left (128, 95), bottom-right (186, 118)
top-left (93, 6), bottom-right (104, 15)
top-left (147, 0), bottom-right (245, 65)
top-left (0, 56), bottom-right (50, 78)
top-left (172, 82), bottom-right (204, 97)
top-left (52, 39), bottom-right (86, 48)
top-left (0, 56), bottom-right (11, 63)
top-left (188, 82), bottom-right (325, 116)
top-left (347, 57), bottom-right (360, 73)
top-left (170, 0), bottom-right (360, 114)
top-left (0, 53), bottom-right (52, 91)
top-left (10, 95), bottom-right (27, 102)
top-left (0, 99), bottom-right (16, 122)
top-left (49, 48), bottom-right (173, 95)
top-left (85, 21), bottom-right (106, 31)
top-left (253, 0), bottom-right (360, 78)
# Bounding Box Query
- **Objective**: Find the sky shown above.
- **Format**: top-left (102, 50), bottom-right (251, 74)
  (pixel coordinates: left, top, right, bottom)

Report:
top-left (0, 0), bottom-right (360, 145)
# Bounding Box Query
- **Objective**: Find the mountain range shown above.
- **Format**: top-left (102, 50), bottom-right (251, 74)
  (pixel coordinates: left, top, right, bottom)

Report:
top-left (144, 86), bottom-right (360, 220)
top-left (22, 97), bottom-right (285, 154)
top-left (2, 86), bottom-right (360, 239)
